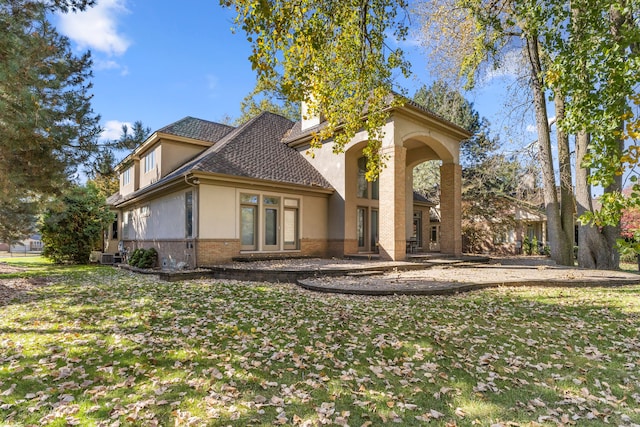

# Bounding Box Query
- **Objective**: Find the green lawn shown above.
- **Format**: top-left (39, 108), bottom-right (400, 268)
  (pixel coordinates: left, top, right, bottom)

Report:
top-left (1, 260), bottom-right (639, 426)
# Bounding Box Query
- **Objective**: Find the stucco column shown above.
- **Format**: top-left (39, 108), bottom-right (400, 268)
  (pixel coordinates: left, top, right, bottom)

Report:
top-left (439, 162), bottom-right (462, 255)
top-left (379, 145), bottom-right (407, 260)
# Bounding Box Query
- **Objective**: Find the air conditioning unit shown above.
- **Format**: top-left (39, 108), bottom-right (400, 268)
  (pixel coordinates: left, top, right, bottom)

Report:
top-left (100, 253), bottom-right (114, 265)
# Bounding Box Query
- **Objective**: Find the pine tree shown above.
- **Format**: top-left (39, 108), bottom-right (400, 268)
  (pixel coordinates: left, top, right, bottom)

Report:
top-left (0, 0), bottom-right (101, 201)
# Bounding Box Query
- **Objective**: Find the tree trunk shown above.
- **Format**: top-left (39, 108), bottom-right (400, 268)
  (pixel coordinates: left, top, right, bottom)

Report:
top-left (555, 94), bottom-right (575, 255)
top-left (569, 1), bottom-right (620, 269)
top-left (525, 34), bottom-right (573, 265)
top-left (575, 132), bottom-right (619, 268)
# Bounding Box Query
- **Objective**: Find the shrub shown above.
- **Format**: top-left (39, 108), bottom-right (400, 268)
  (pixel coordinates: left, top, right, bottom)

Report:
top-left (138, 248), bottom-right (157, 269)
top-left (41, 184), bottom-right (114, 264)
top-left (128, 248), bottom-right (158, 269)
top-left (531, 236), bottom-right (539, 255)
top-left (128, 248), bottom-right (144, 267)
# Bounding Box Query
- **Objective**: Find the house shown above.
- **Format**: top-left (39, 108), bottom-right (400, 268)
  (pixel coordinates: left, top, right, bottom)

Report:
top-left (106, 100), bottom-right (470, 267)
top-left (7, 234), bottom-right (43, 254)
top-left (461, 198), bottom-right (547, 255)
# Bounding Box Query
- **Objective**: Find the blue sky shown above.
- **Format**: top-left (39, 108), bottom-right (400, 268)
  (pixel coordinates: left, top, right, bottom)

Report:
top-left (53, 1), bottom-right (522, 145)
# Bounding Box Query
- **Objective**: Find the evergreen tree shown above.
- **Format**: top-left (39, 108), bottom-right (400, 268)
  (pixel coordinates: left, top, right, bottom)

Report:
top-left (0, 198), bottom-right (37, 246)
top-left (412, 82), bottom-right (522, 251)
top-left (0, 0), bottom-right (101, 202)
top-left (236, 81), bottom-right (300, 125)
top-left (40, 183), bottom-right (113, 264)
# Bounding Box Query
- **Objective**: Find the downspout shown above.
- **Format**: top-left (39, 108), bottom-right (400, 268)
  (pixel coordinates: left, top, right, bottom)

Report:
top-left (184, 174), bottom-right (200, 268)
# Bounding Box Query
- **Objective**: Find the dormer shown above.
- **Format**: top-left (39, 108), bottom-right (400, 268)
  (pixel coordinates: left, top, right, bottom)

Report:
top-left (117, 158), bottom-right (139, 197)
top-left (115, 117), bottom-right (235, 195)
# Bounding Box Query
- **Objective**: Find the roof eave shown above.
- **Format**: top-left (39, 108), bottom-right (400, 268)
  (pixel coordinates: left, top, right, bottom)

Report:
top-left (190, 171), bottom-right (335, 195)
top-left (286, 100), bottom-right (473, 149)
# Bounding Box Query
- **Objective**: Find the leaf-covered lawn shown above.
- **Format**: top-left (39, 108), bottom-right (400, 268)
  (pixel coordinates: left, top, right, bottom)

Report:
top-left (1, 261), bottom-right (639, 426)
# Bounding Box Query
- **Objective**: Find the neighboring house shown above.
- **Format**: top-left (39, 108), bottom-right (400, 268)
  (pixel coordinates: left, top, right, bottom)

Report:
top-left (461, 198), bottom-right (547, 255)
top-left (106, 100), bottom-right (470, 267)
top-left (8, 234), bottom-right (43, 253)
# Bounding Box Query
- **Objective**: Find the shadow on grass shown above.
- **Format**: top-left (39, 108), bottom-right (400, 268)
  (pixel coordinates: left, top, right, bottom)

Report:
top-left (1, 262), bottom-right (639, 425)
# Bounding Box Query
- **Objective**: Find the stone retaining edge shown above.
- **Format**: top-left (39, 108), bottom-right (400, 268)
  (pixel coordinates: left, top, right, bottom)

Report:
top-left (296, 278), bottom-right (640, 296)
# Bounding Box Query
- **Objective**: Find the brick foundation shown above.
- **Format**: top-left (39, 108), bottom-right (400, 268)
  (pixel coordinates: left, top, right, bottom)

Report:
top-left (120, 239), bottom-right (196, 268)
top-left (197, 239), bottom-right (241, 265)
top-left (300, 238), bottom-right (329, 257)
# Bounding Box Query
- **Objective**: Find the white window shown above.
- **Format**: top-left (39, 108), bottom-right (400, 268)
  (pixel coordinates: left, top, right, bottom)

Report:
top-left (185, 191), bottom-right (193, 238)
top-left (122, 167), bottom-right (131, 185)
top-left (122, 211), bottom-right (130, 239)
top-left (240, 194), bottom-right (259, 250)
top-left (144, 149), bottom-right (156, 173)
top-left (240, 194), bottom-right (299, 251)
top-left (140, 205), bottom-right (150, 217)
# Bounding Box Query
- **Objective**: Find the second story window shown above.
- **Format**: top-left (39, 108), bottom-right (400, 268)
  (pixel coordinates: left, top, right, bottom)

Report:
top-left (144, 149), bottom-right (156, 173)
top-left (122, 167), bottom-right (131, 185)
top-left (357, 156), bottom-right (379, 200)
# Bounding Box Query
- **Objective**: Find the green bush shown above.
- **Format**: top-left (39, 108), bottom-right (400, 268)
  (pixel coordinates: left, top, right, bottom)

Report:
top-left (138, 248), bottom-right (157, 269)
top-left (620, 250), bottom-right (638, 263)
top-left (128, 248), bottom-right (144, 267)
top-left (531, 236), bottom-right (539, 255)
top-left (128, 248), bottom-right (158, 269)
top-left (41, 184), bottom-right (114, 264)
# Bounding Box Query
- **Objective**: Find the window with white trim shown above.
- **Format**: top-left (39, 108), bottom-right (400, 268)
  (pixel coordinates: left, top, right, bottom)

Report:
top-left (122, 167), bottom-right (131, 185)
top-left (144, 149), bottom-right (156, 173)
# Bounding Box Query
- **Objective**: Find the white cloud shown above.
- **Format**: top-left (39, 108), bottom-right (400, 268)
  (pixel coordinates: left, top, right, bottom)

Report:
top-left (94, 59), bottom-right (129, 76)
top-left (101, 120), bottom-right (132, 141)
top-left (57, 0), bottom-right (130, 56)
top-left (526, 124), bottom-right (537, 133)
top-left (482, 48), bottom-right (525, 83)
top-left (94, 59), bottom-right (120, 70)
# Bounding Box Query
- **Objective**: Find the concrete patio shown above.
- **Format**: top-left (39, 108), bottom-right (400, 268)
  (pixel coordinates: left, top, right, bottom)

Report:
top-left (140, 255), bottom-right (640, 295)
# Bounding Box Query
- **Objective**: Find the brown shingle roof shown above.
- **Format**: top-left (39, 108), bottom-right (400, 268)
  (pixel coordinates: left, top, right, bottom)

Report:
top-left (158, 116), bottom-right (235, 143)
top-left (109, 112), bottom-right (333, 207)
top-left (181, 112), bottom-right (332, 188)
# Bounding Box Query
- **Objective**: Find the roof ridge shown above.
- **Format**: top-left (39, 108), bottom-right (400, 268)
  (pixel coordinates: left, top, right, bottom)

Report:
top-left (157, 116), bottom-right (234, 133)
top-left (204, 111), bottom-right (291, 156)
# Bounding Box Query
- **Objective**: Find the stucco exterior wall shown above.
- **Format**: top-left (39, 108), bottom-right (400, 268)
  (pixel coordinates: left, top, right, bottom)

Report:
top-left (394, 113), bottom-right (460, 165)
top-left (199, 185), bottom-right (238, 239)
top-left (123, 191), bottom-right (189, 241)
top-left (160, 140), bottom-right (205, 178)
top-left (120, 165), bottom-right (135, 197)
top-left (198, 183), bottom-right (330, 246)
top-left (301, 194), bottom-right (329, 240)
top-left (139, 144), bottom-right (161, 189)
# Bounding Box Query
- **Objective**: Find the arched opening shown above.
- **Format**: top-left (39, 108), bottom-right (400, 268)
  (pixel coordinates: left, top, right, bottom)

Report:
top-left (344, 141), bottom-right (380, 255)
top-left (402, 133), bottom-right (461, 257)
